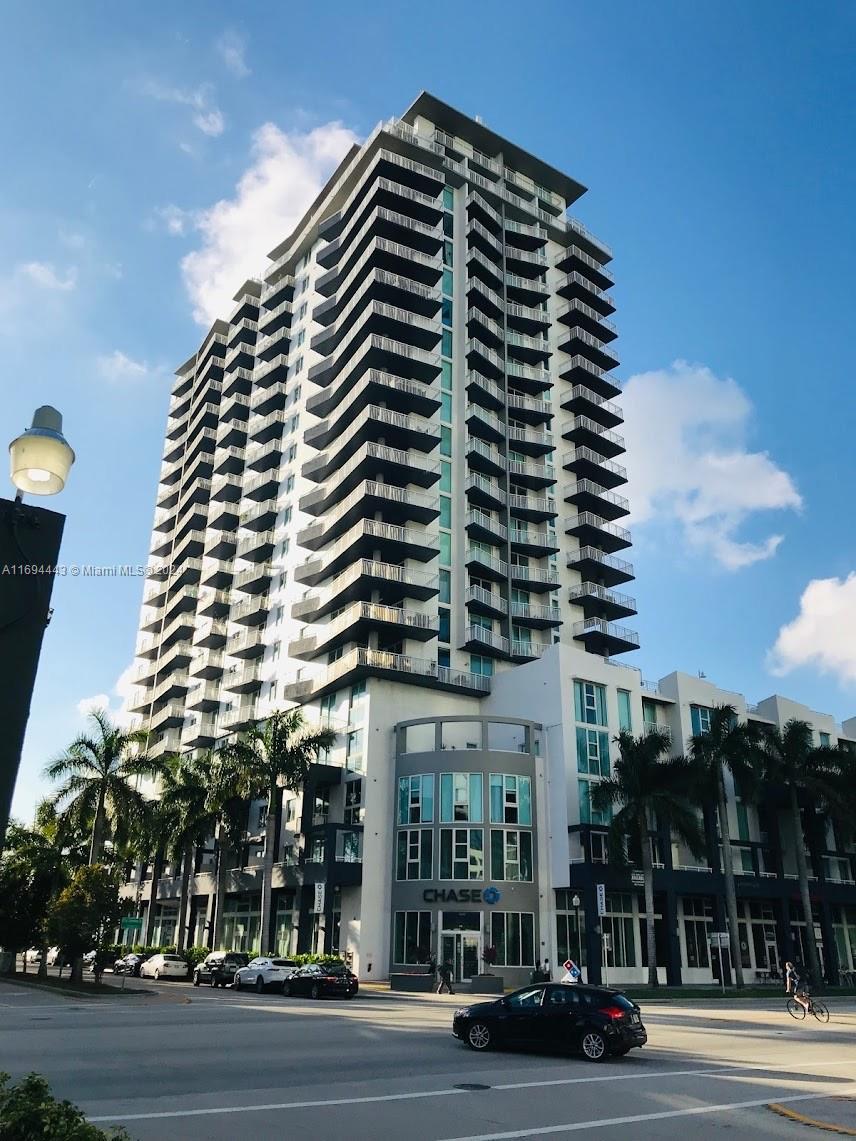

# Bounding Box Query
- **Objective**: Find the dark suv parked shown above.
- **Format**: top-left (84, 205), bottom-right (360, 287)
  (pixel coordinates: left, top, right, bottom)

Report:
top-left (193, 952), bottom-right (250, 988)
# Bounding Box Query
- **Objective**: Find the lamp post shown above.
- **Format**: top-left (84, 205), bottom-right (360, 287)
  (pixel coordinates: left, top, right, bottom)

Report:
top-left (572, 893), bottom-right (582, 970)
top-left (0, 406), bottom-right (74, 853)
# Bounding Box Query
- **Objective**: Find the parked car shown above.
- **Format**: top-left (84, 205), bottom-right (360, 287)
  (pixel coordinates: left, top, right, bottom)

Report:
top-left (113, 953), bottom-right (146, 977)
top-left (46, 947), bottom-right (68, 967)
top-left (281, 963), bottom-right (359, 1000)
top-left (193, 952), bottom-right (250, 988)
top-left (139, 953), bottom-right (189, 981)
top-left (452, 983), bottom-right (647, 1061)
top-left (24, 948), bottom-right (43, 965)
top-left (233, 957), bottom-right (298, 993)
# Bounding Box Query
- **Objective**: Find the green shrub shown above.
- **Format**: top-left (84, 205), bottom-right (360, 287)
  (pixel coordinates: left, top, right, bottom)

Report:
top-left (0, 1071), bottom-right (131, 1139)
top-left (292, 953), bottom-right (344, 967)
top-left (184, 946), bottom-right (209, 970)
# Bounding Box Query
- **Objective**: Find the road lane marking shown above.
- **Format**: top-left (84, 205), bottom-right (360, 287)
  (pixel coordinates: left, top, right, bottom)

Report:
top-left (88, 1057), bottom-right (856, 1124)
top-left (437, 1084), bottom-right (856, 1140)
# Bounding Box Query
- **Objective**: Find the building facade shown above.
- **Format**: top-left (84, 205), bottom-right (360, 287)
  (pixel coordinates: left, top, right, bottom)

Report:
top-left (125, 93), bottom-right (856, 988)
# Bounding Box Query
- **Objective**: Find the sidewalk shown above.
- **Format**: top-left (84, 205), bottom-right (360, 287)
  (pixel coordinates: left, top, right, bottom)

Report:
top-left (768, 1096), bottom-right (856, 1136)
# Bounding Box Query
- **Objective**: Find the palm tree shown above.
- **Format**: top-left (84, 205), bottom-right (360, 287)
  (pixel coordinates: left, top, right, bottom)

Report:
top-left (689, 705), bottom-right (764, 988)
top-left (206, 750), bottom-right (249, 950)
top-left (758, 720), bottom-right (851, 985)
top-left (159, 754), bottom-right (217, 951)
top-left (592, 729), bottom-right (705, 987)
top-left (222, 709), bottom-right (336, 954)
top-left (45, 709), bottom-right (165, 864)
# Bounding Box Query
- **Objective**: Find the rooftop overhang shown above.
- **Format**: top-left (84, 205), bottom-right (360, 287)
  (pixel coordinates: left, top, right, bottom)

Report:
top-left (401, 91), bottom-right (588, 206)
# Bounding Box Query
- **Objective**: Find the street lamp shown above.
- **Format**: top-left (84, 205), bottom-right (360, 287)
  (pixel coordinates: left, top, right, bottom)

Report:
top-left (572, 893), bottom-right (582, 968)
top-left (0, 406), bottom-right (74, 853)
top-left (9, 406), bottom-right (75, 499)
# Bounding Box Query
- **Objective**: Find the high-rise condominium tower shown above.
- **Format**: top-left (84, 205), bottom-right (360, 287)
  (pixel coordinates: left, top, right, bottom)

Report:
top-left (128, 93), bottom-right (636, 975)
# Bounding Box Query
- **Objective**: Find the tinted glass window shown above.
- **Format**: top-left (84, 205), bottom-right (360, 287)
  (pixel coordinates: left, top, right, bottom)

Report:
top-left (164, 956), bottom-right (184, 962)
top-left (507, 987), bottom-right (543, 1009)
top-left (545, 986), bottom-right (579, 1007)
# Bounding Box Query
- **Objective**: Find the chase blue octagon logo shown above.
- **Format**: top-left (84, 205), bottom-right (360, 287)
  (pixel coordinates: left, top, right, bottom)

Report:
top-left (482, 886), bottom-right (501, 905)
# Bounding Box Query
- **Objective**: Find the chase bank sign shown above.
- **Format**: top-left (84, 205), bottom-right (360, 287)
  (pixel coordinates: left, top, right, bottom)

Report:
top-left (422, 886), bottom-right (502, 904)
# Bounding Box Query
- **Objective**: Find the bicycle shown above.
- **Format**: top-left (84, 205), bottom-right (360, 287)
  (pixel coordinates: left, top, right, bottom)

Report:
top-left (786, 988), bottom-right (829, 1023)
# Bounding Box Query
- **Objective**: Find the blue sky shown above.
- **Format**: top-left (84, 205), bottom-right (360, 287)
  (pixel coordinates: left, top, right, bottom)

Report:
top-left (3, 0), bottom-right (855, 821)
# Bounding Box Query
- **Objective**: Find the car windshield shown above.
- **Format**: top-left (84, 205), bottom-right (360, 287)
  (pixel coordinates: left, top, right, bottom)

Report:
top-left (249, 959), bottom-right (267, 967)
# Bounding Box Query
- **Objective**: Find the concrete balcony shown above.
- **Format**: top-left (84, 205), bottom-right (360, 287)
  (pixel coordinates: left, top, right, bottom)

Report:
top-left (245, 438), bottom-right (282, 473)
top-left (297, 478), bottom-right (439, 538)
top-left (466, 275), bottom-right (504, 321)
top-left (465, 584), bottom-right (508, 619)
top-left (149, 702), bottom-right (185, 732)
top-left (568, 582), bottom-right (637, 622)
top-left (257, 297), bottom-right (294, 337)
top-left (308, 332), bottom-right (441, 391)
top-left (573, 617), bottom-right (639, 656)
top-left (192, 618), bottom-right (228, 648)
top-left (558, 328), bottom-right (620, 374)
top-left (509, 528), bottom-right (561, 557)
top-left (196, 587), bottom-right (231, 620)
top-left (247, 409), bottom-right (289, 445)
top-left (227, 628), bottom-right (266, 660)
top-left (562, 417), bottom-right (625, 459)
top-left (466, 370), bottom-right (506, 413)
top-left (238, 497), bottom-right (278, 532)
top-left (231, 594), bottom-right (269, 628)
top-left (567, 546), bottom-right (634, 587)
top-left (510, 600), bottom-right (563, 628)
top-left (291, 559), bottom-right (439, 624)
top-left (465, 546), bottom-right (508, 582)
top-left (221, 699), bottom-right (258, 731)
top-left (563, 479), bottom-right (630, 521)
top-left (506, 457), bottom-right (556, 491)
top-left (564, 512), bottom-right (631, 554)
top-left (506, 360), bottom-right (551, 396)
top-left (466, 402), bottom-right (506, 445)
top-left (212, 445), bottom-right (246, 477)
top-left (222, 662), bottom-right (263, 695)
top-left (462, 624), bottom-right (510, 657)
top-left (253, 353), bottom-right (288, 387)
top-left (288, 601), bottom-right (437, 661)
top-left (236, 530), bottom-right (276, 562)
top-left (506, 302), bottom-right (551, 339)
top-left (507, 424), bottom-right (554, 458)
top-left (233, 563), bottom-right (272, 596)
top-left (182, 716), bottom-right (218, 749)
top-left (295, 518), bottom-right (437, 586)
top-left (465, 473), bottom-right (506, 511)
top-left (466, 337), bottom-right (505, 381)
top-left (243, 469), bottom-right (280, 502)
top-left (560, 386), bottom-right (623, 430)
top-left (251, 381), bottom-right (287, 418)
top-left (555, 244), bottom-right (614, 290)
top-left (305, 366), bottom-right (440, 423)
top-left (189, 648), bottom-right (226, 680)
top-left (505, 273), bottom-right (550, 307)
top-left (302, 406), bottom-right (439, 477)
top-left (299, 441), bottom-right (440, 516)
top-left (281, 648), bottom-right (490, 703)
top-left (556, 298), bottom-right (618, 343)
top-left (207, 499), bottom-right (240, 531)
top-left (465, 508), bottom-right (507, 546)
top-left (508, 492), bottom-right (558, 522)
top-left (466, 437), bottom-right (506, 479)
top-left (506, 330), bottom-right (551, 366)
top-left (556, 270), bottom-right (615, 315)
top-left (562, 448), bottom-right (627, 490)
top-left (509, 563), bottom-right (560, 592)
top-left (186, 681), bottom-right (222, 712)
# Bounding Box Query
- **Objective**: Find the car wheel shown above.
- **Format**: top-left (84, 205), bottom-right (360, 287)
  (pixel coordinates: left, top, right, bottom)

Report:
top-left (282, 981), bottom-right (292, 997)
top-left (193, 972), bottom-right (201, 987)
top-left (311, 983), bottom-right (322, 1000)
top-left (255, 976), bottom-right (265, 994)
top-left (581, 1031), bottom-right (608, 1062)
top-left (466, 1022), bottom-right (492, 1051)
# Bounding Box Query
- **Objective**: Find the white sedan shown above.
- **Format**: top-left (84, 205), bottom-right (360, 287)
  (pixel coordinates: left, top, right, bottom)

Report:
top-left (233, 957), bottom-right (297, 993)
top-left (139, 953), bottom-right (188, 981)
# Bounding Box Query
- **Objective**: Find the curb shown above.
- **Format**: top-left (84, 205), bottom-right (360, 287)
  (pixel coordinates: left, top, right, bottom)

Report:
top-left (0, 977), bottom-right (152, 1001)
top-left (767, 1103), bottom-right (856, 1136)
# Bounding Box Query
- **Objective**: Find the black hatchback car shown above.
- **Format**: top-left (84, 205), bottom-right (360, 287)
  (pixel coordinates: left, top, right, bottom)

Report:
top-left (281, 963), bottom-right (359, 999)
top-left (452, 983), bottom-right (646, 1062)
top-left (113, 953), bottom-right (146, 977)
top-left (193, 952), bottom-right (250, 988)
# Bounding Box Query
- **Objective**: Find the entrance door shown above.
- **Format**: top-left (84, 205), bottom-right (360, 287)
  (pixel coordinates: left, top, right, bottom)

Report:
top-left (441, 932), bottom-right (481, 982)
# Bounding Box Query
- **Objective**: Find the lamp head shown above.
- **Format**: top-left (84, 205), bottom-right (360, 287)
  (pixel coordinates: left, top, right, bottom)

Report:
top-left (9, 406), bottom-right (75, 496)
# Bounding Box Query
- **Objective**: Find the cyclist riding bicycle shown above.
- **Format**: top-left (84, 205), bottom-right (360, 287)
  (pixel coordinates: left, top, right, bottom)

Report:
top-left (785, 960), bottom-right (811, 1014)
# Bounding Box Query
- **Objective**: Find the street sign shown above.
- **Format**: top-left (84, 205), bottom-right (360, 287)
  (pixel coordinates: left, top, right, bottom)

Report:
top-left (121, 916), bottom-right (142, 931)
top-left (596, 883), bottom-right (606, 917)
top-left (630, 871), bottom-right (644, 887)
top-left (708, 931), bottom-right (730, 948)
top-left (313, 882), bottom-right (326, 914)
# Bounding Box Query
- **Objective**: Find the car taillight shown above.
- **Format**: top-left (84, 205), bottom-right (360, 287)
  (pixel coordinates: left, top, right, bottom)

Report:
top-left (598, 1005), bottom-right (626, 1020)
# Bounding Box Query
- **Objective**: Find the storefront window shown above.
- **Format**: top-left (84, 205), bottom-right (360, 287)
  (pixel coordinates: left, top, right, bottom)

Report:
top-left (490, 912), bottom-right (535, 966)
top-left (393, 911), bottom-right (431, 964)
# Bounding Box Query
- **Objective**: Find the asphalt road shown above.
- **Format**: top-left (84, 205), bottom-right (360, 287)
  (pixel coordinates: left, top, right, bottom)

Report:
top-left (2, 978), bottom-right (855, 1140)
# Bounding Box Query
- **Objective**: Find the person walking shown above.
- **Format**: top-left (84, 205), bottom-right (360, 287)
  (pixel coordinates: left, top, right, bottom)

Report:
top-left (437, 960), bottom-right (454, 995)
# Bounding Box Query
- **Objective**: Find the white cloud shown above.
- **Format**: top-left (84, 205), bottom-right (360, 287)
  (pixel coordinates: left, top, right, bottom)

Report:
top-left (77, 694), bottom-right (110, 718)
top-left (768, 574), bottom-right (856, 685)
top-left (179, 119), bottom-right (358, 325)
top-left (140, 78), bottom-right (225, 138)
top-left (59, 230), bottom-right (87, 250)
top-left (216, 29), bottom-right (250, 78)
top-left (152, 204), bottom-right (191, 236)
top-left (96, 350), bottom-right (149, 381)
top-left (76, 663), bottom-right (138, 730)
top-left (17, 261), bottom-right (77, 291)
top-left (621, 361), bottom-right (802, 570)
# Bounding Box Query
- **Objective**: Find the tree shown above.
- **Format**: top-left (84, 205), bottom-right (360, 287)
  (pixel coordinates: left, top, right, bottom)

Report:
top-left (205, 751), bottom-right (250, 950)
top-left (221, 709), bottom-right (336, 954)
top-left (45, 709), bottom-right (165, 864)
top-left (758, 720), bottom-right (851, 985)
top-left (0, 860), bottom-right (43, 972)
top-left (689, 704), bottom-right (764, 988)
top-left (159, 753), bottom-right (217, 951)
top-left (592, 730), bottom-right (705, 987)
top-left (46, 865), bottom-right (122, 983)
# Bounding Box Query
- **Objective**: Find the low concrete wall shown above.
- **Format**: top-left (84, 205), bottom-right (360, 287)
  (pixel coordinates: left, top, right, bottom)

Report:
top-left (468, 975), bottom-right (504, 994)
top-left (390, 972), bottom-right (435, 992)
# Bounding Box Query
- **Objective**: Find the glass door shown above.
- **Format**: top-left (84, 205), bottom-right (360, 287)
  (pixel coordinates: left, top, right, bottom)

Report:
top-left (441, 932), bottom-right (483, 982)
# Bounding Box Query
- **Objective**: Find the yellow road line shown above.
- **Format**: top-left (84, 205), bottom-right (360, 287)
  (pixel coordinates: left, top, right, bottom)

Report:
top-left (767, 1102), bottom-right (856, 1136)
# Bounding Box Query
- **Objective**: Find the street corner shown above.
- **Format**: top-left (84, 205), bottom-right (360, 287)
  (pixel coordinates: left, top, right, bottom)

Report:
top-left (768, 1097), bottom-right (856, 1136)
